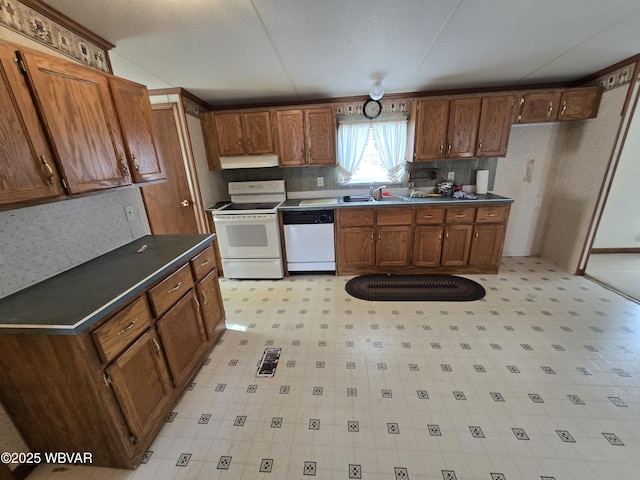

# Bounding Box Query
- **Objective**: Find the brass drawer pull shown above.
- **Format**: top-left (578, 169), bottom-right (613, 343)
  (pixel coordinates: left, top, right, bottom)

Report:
top-left (193, 296), bottom-right (200, 312)
top-left (423, 215), bottom-right (433, 219)
top-left (485, 213), bottom-right (498, 217)
top-left (168, 282), bottom-right (182, 294)
top-left (152, 338), bottom-right (161, 353)
top-left (132, 154), bottom-right (140, 171)
top-left (115, 319), bottom-right (137, 336)
top-left (202, 290), bottom-right (208, 305)
top-left (454, 214), bottom-right (466, 218)
top-left (200, 259), bottom-right (210, 267)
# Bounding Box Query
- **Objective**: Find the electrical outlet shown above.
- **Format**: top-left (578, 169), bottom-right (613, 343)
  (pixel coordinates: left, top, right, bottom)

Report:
top-left (317, 176), bottom-right (324, 187)
top-left (124, 205), bottom-right (136, 222)
top-left (447, 171), bottom-right (455, 181)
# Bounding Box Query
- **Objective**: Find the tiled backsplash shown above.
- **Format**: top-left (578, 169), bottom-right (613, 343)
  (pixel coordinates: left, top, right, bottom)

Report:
top-left (221, 158), bottom-right (497, 195)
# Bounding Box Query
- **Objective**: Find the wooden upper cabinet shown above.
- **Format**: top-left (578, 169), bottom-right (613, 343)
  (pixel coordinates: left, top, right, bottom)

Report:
top-left (305, 107), bottom-right (336, 165)
top-left (0, 42), bottom-right (63, 206)
top-left (214, 111), bottom-right (274, 156)
top-left (557, 87), bottom-right (601, 121)
top-left (447, 97), bottom-right (481, 158)
top-left (277, 107), bottom-right (335, 166)
top-left (17, 50), bottom-right (130, 194)
top-left (109, 77), bottom-right (165, 183)
top-left (414, 98), bottom-right (449, 161)
top-left (515, 91), bottom-right (561, 123)
top-left (476, 95), bottom-right (514, 157)
top-left (213, 113), bottom-right (244, 156)
top-left (276, 109), bottom-right (305, 166)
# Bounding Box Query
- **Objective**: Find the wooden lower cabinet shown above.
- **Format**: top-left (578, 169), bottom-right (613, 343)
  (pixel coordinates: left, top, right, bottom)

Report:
top-left (106, 330), bottom-right (173, 445)
top-left (336, 203), bottom-right (510, 275)
top-left (156, 290), bottom-right (208, 389)
top-left (0, 242), bottom-right (225, 469)
top-left (377, 226), bottom-right (412, 267)
top-left (441, 225), bottom-right (473, 266)
top-left (197, 268), bottom-right (226, 341)
top-left (413, 226), bottom-right (443, 267)
top-left (469, 224), bottom-right (506, 266)
top-left (338, 227), bottom-right (375, 268)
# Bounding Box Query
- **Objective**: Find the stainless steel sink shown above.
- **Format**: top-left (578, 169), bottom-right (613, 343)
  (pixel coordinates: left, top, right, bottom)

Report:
top-left (341, 195), bottom-right (372, 202)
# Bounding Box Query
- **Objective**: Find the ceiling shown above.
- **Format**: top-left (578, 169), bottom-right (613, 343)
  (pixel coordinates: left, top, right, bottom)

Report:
top-left (42, 0), bottom-right (640, 107)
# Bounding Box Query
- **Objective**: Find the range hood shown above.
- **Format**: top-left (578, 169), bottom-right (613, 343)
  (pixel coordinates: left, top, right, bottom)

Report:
top-left (219, 154), bottom-right (279, 169)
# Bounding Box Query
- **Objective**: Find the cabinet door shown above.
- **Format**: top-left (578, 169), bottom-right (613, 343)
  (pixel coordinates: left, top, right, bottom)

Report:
top-left (414, 99), bottom-right (449, 160)
top-left (441, 225), bottom-right (472, 266)
top-left (0, 43), bottom-right (63, 205)
top-left (477, 95), bottom-right (514, 157)
top-left (338, 227), bottom-right (375, 268)
top-left (242, 111), bottom-right (274, 154)
top-left (413, 226), bottom-right (443, 267)
top-left (376, 226), bottom-right (412, 267)
top-left (447, 97), bottom-right (481, 158)
top-left (110, 77), bottom-right (165, 183)
top-left (156, 290), bottom-right (207, 388)
top-left (196, 269), bottom-right (226, 342)
top-left (277, 109), bottom-right (305, 166)
top-left (516, 91), bottom-right (561, 123)
top-left (18, 50), bottom-right (130, 193)
top-left (557, 88), bottom-right (600, 121)
top-left (214, 113), bottom-right (244, 155)
top-left (106, 330), bottom-right (172, 442)
top-left (305, 107), bottom-right (335, 165)
top-left (469, 224), bottom-right (505, 266)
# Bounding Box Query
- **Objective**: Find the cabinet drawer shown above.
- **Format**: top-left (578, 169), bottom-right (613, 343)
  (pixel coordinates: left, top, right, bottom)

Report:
top-left (190, 245), bottom-right (215, 281)
top-left (338, 209), bottom-right (374, 227)
top-left (376, 208), bottom-right (413, 225)
top-left (476, 205), bottom-right (508, 223)
top-left (148, 263), bottom-right (195, 316)
top-left (415, 207), bottom-right (445, 225)
top-left (446, 207), bottom-right (476, 224)
top-left (92, 296), bottom-right (153, 364)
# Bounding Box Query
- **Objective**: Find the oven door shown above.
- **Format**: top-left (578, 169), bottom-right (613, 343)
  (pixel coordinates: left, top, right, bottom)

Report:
top-left (213, 213), bottom-right (282, 259)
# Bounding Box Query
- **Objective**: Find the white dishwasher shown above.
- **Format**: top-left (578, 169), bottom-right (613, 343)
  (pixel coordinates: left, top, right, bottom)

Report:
top-left (282, 210), bottom-right (335, 272)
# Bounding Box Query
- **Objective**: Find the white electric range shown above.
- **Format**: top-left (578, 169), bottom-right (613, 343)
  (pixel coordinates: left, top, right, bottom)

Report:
top-left (211, 180), bottom-right (286, 279)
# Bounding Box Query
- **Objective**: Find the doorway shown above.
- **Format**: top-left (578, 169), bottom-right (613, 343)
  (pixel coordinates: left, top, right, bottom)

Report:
top-left (141, 103), bottom-right (202, 234)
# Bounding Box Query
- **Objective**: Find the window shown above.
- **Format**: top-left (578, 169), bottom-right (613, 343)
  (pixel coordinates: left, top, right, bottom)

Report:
top-left (349, 125), bottom-right (389, 184)
top-left (337, 118), bottom-right (407, 185)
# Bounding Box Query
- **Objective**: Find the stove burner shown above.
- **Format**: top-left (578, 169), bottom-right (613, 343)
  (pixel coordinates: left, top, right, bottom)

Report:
top-left (221, 202), bottom-right (281, 211)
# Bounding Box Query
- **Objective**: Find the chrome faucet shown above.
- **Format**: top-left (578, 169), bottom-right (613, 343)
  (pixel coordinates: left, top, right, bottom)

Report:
top-left (371, 185), bottom-right (387, 201)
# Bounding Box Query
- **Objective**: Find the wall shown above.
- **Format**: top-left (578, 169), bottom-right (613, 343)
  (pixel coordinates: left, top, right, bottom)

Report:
top-left (593, 87), bottom-right (640, 249)
top-left (494, 123), bottom-right (570, 256)
top-left (539, 86), bottom-right (629, 272)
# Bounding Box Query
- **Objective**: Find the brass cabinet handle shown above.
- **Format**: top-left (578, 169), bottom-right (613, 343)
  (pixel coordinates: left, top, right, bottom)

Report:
top-left (424, 215), bottom-right (433, 219)
top-left (486, 213), bottom-right (498, 217)
top-left (200, 259), bottom-right (210, 267)
top-left (439, 141), bottom-right (444, 153)
top-left (447, 142), bottom-right (452, 153)
top-left (168, 282), bottom-right (182, 294)
top-left (132, 154), bottom-right (140, 171)
top-left (40, 155), bottom-right (54, 185)
top-left (119, 155), bottom-right (129, 177)
top-left (547, 101), bottom-right (553, 117)
top-left (454, 214), bottom-right (466, 218)
top-left (475, 231), bottom-right (479, 238)
top-left (478, 140), bottom-right (483, 151)
top-left (152, 338), bottom-right (161, 353)
top-left (201, 290), bottom-right (208, 305)
top-left (116, 319), bottom-right (137, 336)
top-left (181, 200), bottom-right (190, 207)
top-left (438, 233), bottom-right (442, 240)
top-left (370, 233), bottom-right (374, 242)
top-left (193, 295), bottom-right (200, 312)
top-left (560, 101), bottom-right (567, 116)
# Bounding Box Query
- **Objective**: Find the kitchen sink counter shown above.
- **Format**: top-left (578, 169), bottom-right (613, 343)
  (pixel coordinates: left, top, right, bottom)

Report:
top-left (280, 193), bottom-right (513, 211)
top-left (0, 234), bottom-right (215, 334)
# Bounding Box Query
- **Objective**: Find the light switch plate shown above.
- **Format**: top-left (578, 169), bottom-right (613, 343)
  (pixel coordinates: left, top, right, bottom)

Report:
top-left (447, 172), bottom-right (455, 181)
top-left (124, 205), bottom-right (136, 222)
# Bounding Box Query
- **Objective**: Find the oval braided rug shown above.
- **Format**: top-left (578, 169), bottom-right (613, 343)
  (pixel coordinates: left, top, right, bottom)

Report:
top-left (345, 274), bottom-right (485, 301)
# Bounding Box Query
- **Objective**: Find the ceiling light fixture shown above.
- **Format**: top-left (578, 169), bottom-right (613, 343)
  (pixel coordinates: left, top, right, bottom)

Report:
top-left (369, 79), bottom-right (384, 101)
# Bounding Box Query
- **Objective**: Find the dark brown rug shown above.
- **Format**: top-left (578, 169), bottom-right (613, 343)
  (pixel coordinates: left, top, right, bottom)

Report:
top-left (345, 274), bottom-right (485, 302)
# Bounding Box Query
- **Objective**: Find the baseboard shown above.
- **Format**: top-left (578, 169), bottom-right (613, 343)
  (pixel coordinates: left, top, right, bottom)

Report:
top-left (591, 247), bottom-right (640, 254)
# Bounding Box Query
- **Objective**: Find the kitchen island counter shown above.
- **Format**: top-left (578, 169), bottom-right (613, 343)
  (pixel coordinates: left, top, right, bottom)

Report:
top-left (0, 234), bottom-right (214, 334)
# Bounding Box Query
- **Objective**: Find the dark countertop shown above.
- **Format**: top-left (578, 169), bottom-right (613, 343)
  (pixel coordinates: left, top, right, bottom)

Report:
top-left (279, 193), bottom-right (514, 210)
top-left (0, 234), bottom-right (215, 335)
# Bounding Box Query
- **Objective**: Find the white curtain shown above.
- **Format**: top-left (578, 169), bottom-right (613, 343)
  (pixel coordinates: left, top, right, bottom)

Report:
top-left (372, 119), bottom-right (407, 182)
top-left (337, 122), bottom-right (370, 184)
